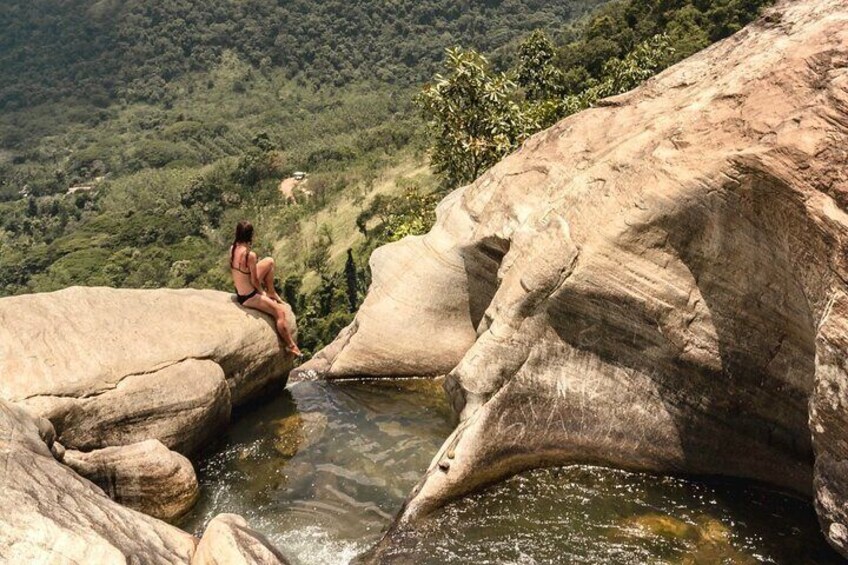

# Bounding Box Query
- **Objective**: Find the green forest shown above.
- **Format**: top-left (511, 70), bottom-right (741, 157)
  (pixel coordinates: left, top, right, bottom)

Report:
top-left (0, 0), bottom-right (771, 355)
top-left (1, 0), bottom-right (605, 109)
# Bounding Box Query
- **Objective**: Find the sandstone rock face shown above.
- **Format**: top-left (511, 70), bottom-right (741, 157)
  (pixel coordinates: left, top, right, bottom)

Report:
top-left (0, 399), bottom-right (197, 563)
top-left (0, 287), bottom-right (296, 552)
top-left (0, 287), bottom-right (295, 455)
top-left (59, 359), bottom-right (232, 456)
top-left (64, 439), bottom-right (200, 522)
top-left (812, 292), bottom-right (848, 553)
top-left (308, 0), bottom-right (848, 557)
top-left (192, 514), bottom-right (290, 565)
top-left (0, 287), bottom-right (297, 563)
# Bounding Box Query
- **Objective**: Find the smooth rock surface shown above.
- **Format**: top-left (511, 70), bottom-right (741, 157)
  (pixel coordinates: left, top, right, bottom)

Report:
top-left (192, 514), bottom-right (290, 565)
top-left (60, 359), bottom-right (231, 456)
top-left (64, 439), bottom-right (200, 522)
top-left (0, 286), bottom-right (297, 557)
top-left (0, 399), bottom-right (197, 563)
top-left (0, 287), bottom-right (295, 454)
top-left (308, 0), bottom-right (848, 558)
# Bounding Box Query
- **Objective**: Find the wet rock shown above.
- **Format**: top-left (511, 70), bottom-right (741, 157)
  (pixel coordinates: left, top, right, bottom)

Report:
top-left (272, 411), bottom-right (327, 457)
top-left (272, 413), bottom-right (304, 457)
top-left (683, 517), bottom-right (758, 565)
top-left (616, 513), bottom-right (758, 564)
top-left (618, 513), bottom-right (698, 541)
top-left (301, 412), bottom-right (328, 446)
top-left (314, 0), bottom-right (848, 559)
top-left (64, 439), bottom-right (200, 522)
top-left (694, 516), bottom-right (732, 545)
top-left (377, 421), bottom-right (407, 438)
top-left (280, 460), bottom-right (317, 494)
top-left (192, 513), bottom-right (290, 565)
top-left (0, 400), bottom-right (197, 563)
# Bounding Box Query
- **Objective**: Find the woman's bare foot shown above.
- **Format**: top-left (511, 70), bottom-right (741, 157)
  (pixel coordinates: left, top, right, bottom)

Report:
top-left (287, 344), bottom-right (303, 357)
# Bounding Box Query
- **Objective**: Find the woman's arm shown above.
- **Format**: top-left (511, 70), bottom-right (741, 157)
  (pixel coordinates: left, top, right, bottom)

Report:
top-left (248, 252), bottom-right (264, 293)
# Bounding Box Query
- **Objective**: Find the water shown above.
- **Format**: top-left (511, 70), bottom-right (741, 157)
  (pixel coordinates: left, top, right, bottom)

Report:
top-left (180, 379), bottom-right (842, 564)
top-left (383, 467), bottom-right (843, 564)
top-left (179, 378), bottom-right (454, 564)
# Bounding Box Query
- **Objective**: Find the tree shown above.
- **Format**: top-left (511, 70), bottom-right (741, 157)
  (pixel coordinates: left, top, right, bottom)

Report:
top-left (584, 34), bottom-right (675, 101)
top-left (344, 249), bottom-right (358, 312)
top-left (417, 48), bottom-right (537, 189)
top-left (305, 225), bottom-right (333, 275)
top-left (516, 30), bottom-right (564, 102)
top-left (283, 275), bottom-right (302, 313)
top-left (419, 32), bottom-right (676, 188)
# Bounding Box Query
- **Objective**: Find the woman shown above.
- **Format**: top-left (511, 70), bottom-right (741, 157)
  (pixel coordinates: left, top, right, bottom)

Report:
top-left (230, 220), bottom-right (302, 357)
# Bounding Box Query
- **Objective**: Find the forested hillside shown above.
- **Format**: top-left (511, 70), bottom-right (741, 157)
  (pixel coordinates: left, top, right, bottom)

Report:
top-left (0, 0), bottom-right (601, 109)
top-left (0, 0), bottom-right (772, 356)
top-left (1, 0), bottom-right (607, 202)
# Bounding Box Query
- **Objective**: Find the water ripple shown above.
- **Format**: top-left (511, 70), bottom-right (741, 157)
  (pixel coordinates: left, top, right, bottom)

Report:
top-left (180, 380), bottom-right (841, 565)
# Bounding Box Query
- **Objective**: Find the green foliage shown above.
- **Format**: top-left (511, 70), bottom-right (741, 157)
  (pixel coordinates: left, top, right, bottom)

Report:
top-left (129, 140), bottom-right (197, 170)
top-left (304, 225), bottom-right (333, 275)
top-left (555, 0), bottom-right (772, 95)
top-left (577, 33), bottom-right (675, 103)
top-left (516, 31), bottom-right (564, 102)
top-left (417, 49), bottom-right (537, 189)
top-left (0, 0), bottom-right (605, 109)
top-left (420, 0), bottom-right (771, 188)
top-left (344, 249), bottom-right (359, 313)
top-left (357, 181), bottom-right (442, 244)
top-left (290, 271), bottom-right (355, 357)
top-left (418, 33), bottom-right (671, 187)
top-left (0, 71), bottom-right (418, 203)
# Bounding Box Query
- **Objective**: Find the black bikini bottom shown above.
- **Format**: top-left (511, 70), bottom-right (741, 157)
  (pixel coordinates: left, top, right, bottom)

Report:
top-left (236, 289), bottom-right (259, 305)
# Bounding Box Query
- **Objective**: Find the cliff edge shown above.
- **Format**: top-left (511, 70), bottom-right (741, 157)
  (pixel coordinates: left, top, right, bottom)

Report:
top-left (305, 0), bottom-right (848, 557)
top-left (0, 286), bottom-right (296, 563)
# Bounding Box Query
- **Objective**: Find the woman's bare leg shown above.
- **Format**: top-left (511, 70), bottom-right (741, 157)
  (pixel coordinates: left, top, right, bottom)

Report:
top-left (256, 257), bottom-right (282, 302)
top-left (244, 294), bottom-right (301, 355)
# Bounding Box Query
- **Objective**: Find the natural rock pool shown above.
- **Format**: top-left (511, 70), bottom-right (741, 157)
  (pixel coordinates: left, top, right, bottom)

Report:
top-left (179, 379), bottom-right (842, 564)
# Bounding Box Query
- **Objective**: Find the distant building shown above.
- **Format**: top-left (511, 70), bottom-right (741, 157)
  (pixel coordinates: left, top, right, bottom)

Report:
top-left (67, 185), bottom-right (95, 195)
top-left (293, 171), bottom-right (307, 180)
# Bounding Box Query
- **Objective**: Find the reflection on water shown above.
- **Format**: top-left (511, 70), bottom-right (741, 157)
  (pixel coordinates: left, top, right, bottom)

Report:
top-left (384, 466), bottom-right (843, 564)
top-left (180, 379), bottom-right (841, 565)
top-left (179, 378), bottom-right (454, 564)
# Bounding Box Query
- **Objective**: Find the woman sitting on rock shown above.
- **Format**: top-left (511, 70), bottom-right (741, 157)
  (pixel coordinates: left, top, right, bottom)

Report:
top-left (230, 220), bottom-right (302, 357)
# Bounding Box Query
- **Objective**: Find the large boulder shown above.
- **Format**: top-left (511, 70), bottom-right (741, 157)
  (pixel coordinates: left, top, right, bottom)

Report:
top-left (0, 399), bottom-right (197, 563)
top-left (64, 439), bottom-right (199, 522)
top-left (58, 359), bottom-right (231, 456)
top-left (0, 285), bottom-right (298, 563)
top-left (0, 286), bottom-right (296, 536)
top-left (307, 0), bottom-right (848, 558)
top-left (0, 287), bottom-right (296, 455)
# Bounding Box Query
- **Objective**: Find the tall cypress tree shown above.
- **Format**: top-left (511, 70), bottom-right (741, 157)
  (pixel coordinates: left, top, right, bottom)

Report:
top-left (344, 249), bottom-right (358, 312)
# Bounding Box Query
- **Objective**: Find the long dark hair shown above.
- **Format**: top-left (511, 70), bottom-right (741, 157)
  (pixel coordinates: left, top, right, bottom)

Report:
top-left (230, 220), bottom-right (254, 268)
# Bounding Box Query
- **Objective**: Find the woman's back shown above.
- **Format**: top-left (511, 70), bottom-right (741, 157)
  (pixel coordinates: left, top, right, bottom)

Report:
top-left (230, 244), bottom-right (254, 294)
